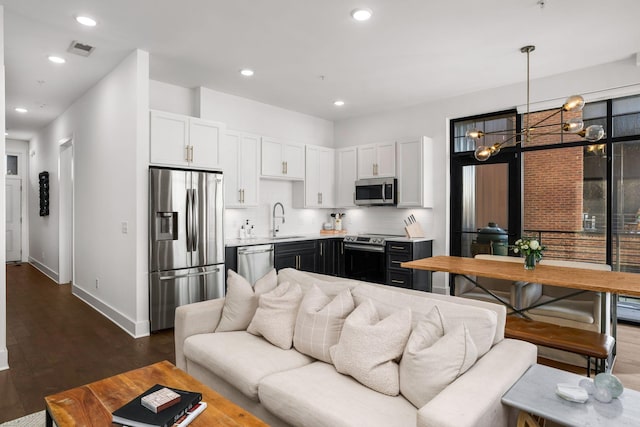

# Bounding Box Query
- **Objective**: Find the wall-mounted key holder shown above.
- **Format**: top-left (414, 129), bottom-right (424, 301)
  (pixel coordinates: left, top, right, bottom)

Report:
top-left (39, 171), bottom-right (49, 216)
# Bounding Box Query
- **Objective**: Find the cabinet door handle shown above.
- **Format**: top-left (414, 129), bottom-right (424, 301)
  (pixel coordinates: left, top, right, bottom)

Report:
top-left (189, 145), bottom-right (194, 162)
top-left (238, 189), bottom-right (242, 202)
top-left (341, 243), bottom-right (344, 255)
top-left (391, 279), bottom-right (405, 284)
top-left (185, 146), bottom-right (190, 162)
top-left (390, 246), bottom-right (405, 250)
top-left (282, 161), bottom-right (286, 174)
top-left (285, 161), bottom-right (288, 174)
top-left (320, 243), bottom-right (323, 257)
top-left (391, 260), bottom-right (402, 265)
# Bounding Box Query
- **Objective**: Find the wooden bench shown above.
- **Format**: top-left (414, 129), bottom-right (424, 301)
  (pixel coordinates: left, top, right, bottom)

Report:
top-left (505, 316), bottom-right (614, 376)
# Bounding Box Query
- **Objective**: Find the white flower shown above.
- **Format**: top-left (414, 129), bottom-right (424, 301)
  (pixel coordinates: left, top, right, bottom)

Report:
top-left (515, 239), bottom-right (522, 245)
top-left (529, 240), bottom-right (540, 250)
top-left (522, 244), bottom-right (529, 250)
top-left (513, 248), bottom-right (519, 253)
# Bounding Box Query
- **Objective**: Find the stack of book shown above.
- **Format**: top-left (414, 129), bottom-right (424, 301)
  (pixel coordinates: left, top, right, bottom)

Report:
top-left (112, 384), bottom-right (206, 427)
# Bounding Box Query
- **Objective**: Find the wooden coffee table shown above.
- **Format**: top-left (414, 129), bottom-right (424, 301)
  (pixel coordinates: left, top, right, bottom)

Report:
top-left (44, 360), bottom-right (267, 426)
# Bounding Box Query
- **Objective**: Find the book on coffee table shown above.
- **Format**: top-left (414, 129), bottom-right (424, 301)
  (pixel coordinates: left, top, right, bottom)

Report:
top-left (112, 384), bottom-right (202, 427)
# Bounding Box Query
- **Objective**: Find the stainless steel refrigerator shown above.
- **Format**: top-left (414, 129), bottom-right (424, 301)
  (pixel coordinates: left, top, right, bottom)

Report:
top-left (149, 167), bottom-right (224, 332)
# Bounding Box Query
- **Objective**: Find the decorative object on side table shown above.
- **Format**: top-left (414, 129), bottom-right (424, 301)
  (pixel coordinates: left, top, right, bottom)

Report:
top-left (511, 237), bottom-right (545, 270)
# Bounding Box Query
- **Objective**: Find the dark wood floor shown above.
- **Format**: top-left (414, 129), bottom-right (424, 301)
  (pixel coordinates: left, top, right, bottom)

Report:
top-left (0, 264), bottom-right (175, 423)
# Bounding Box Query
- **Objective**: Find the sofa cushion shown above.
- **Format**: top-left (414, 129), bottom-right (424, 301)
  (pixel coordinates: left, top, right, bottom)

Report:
top-left (183, 331), bottom-right (313, 401)
top-left (293, 285), bottom-right (355, 363)
top-left (216, 269), bottom-right (277, 332)
top-left (259, 362), bottom-right (417, 427)
top-left (248, 281), bottom-right (303, 349)
top-left (330, 299), bottom-right (411, 396)
top-left (277, 267), bottom-right (359, 294)
top-left (400, 323), bottom-right (478, 408)
top-left (352, 284), bottom-right (497, 357)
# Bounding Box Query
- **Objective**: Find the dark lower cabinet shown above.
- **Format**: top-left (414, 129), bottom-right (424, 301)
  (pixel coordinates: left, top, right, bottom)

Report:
top-left (386, 240), bottom-right (432, 291)
top-left (316, 238), bottom-right (345, 276)
top-left (275, 240), bottom-right (317, 272)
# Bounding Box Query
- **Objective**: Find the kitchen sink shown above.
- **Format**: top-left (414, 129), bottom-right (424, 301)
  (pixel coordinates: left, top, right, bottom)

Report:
top-left (271, 235), bottom-right (305, 240)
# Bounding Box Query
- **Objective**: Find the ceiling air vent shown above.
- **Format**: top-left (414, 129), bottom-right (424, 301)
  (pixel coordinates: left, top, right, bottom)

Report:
top-left (68, 40), bottom-right (95, 57)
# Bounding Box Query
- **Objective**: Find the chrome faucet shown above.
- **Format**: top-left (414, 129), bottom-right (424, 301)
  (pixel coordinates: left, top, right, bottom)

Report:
top-left (272, 202), bottom-right (285, 237)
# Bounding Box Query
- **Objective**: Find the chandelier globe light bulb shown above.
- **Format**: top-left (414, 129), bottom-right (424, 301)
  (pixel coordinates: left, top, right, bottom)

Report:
top-left (563, 95), bottom-right (586, 112)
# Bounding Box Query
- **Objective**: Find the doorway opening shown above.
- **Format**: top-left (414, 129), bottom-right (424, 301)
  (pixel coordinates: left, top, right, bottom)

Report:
top-left (59, 139), bottom-right (74, 285)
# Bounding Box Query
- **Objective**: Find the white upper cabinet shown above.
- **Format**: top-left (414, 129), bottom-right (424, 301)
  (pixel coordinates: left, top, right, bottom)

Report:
top-left (150, 110), bottom-right (225, 169)
top-left (188, 118), bottom-right (225, 169)
top-left (220, 130), bottom-right (260, 208)
top-left (357, 142), bottom-right (396, 179)
top-left (293, 145), bottom-right (335, 208)
top-left (150, 110), bottom-right (189, 166)
top-left (261, 137), bottom-right (305, 180)
top-left (397, 137), bottom-right (433, 208)
top-left (335, 147), bottom-right (357, 208)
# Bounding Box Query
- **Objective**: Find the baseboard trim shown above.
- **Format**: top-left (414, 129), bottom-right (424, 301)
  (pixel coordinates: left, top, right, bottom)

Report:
top-left (72, 285), bottom-right (150, 338)
top-left (0, 348), bottom-right (8, 371)
top-left (28, 258), bottom-right (59, 283)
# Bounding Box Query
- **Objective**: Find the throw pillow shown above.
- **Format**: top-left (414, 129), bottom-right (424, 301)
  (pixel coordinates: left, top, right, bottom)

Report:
top-left (247, 281), bottom-right (303, 349)
top-left (329, 299), bottom-right (412, 396)
top-left (293, 285), bottom-right (355, 363)
top-left (215, 269), bottom-right (277, 332)
top-left (399, 323), bottom-right (478, 408)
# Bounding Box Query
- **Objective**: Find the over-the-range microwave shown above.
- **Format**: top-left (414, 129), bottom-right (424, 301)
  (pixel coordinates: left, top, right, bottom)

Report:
top-left (354, 177), bottom-right (397, 206)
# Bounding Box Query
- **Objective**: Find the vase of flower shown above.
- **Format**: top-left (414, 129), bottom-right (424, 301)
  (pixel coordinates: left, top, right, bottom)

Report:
top-left (524, 253), bottom-right (537, 270)
top-left (511, 237), bottom-right (545, 270)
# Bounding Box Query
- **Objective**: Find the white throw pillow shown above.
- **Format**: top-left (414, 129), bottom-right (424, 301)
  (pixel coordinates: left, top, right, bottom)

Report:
top-left (247, 282), bottom-right (303, 350)
top-left (399, 323), bottom-right (478, 408)
top-left (216, 269), bottom-right (277, 332)
top-left (329, 299), bottom-right (412, 396)
top-left (293, 285), bottom-right (355, 363)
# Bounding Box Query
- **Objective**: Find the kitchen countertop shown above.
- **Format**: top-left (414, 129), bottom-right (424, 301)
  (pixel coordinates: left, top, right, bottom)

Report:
top-left (225, 233), bottom-right (432, 247)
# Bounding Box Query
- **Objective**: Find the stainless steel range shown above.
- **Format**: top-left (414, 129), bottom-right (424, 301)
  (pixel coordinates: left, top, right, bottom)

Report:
top-left (343, 233), bottom-right (403, 283)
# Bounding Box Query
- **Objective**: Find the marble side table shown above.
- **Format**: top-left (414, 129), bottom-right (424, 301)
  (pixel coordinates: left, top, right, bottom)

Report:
top-left (502, 364), bottom-right (640, 427)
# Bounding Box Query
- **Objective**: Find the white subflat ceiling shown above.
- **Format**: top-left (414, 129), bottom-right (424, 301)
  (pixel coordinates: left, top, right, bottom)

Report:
top-left (3, 0), bottom-right (640, 140)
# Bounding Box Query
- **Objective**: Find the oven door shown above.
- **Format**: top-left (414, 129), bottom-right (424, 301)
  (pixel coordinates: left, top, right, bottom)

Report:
top-left (343, 243), bottom-right (386, 284)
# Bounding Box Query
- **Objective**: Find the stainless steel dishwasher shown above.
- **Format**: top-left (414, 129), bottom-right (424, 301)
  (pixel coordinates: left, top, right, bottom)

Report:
top-left (237, 244), bottom-right (275, 285)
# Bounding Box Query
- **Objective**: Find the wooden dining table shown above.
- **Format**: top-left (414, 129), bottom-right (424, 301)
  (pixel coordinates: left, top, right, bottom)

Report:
top-left (401, 255), bottom-right (640, 357)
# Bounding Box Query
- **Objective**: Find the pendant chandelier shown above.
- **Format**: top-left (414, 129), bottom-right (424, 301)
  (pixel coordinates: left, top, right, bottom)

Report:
top-left (467, 45), bottom-right (606, 161)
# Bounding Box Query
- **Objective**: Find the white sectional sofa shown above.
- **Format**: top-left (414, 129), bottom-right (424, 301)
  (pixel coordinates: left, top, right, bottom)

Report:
top-left (175, 268), bottom-right (536, 427)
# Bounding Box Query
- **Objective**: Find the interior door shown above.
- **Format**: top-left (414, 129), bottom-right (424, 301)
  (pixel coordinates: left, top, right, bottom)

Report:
top-left (6, 176), bottom-right (21, 262)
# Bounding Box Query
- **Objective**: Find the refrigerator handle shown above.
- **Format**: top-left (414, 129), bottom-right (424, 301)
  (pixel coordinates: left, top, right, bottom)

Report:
top-left (192, 188), bottom-right (199, 251)
top-left (186, 189), bottom-right (193, 252)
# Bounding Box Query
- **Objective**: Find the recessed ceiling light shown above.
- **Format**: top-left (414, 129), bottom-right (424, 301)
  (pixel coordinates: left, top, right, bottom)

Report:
top-left (48, 55), bottom-right (66, 64)
top-left (351, 8), bottom-right (372, 21)
top-left (15, 107), bottom-right (28, 114)
top-left (240, 69), bottom-right (255, 77)
top-left (334, 100), bottom-right (345, 107)
top-left (75, 15), bottom-right (97, 27)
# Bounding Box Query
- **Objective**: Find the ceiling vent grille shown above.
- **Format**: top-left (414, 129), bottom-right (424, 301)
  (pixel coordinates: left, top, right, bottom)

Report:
top-left (67, 40), bottom-right (95, 57)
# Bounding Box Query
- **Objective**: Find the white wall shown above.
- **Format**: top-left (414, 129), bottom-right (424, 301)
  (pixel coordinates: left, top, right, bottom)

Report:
top-left (0, 5), bottom-right (8, 371)
top-left (29, 49), bottom-right (150, 337)
top-left (335, 56), bottom-right (640, 293)
top-left (197, 87), bottom-right (334, 147)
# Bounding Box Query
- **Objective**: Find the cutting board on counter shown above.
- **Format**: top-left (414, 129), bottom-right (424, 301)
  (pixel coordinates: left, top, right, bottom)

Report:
top-left (320, 230), bottom-right (348, 235)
